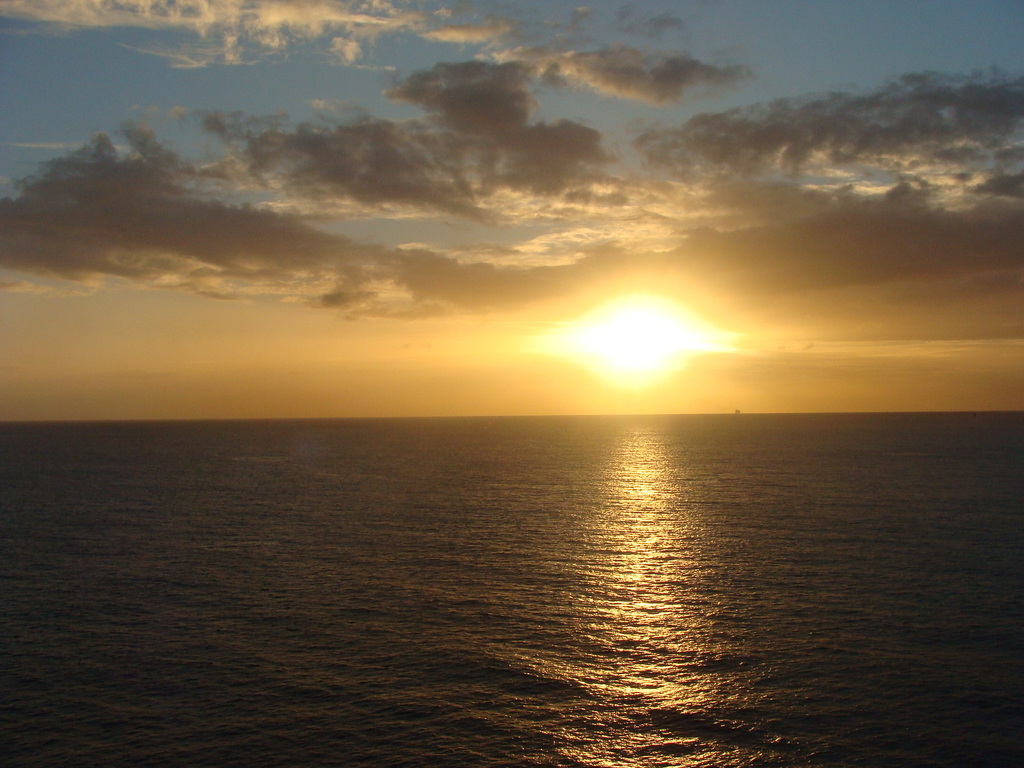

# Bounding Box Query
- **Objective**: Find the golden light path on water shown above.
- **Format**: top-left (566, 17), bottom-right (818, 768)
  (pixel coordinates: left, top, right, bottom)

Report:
top-left (513, 425), bottom-right (752, 766)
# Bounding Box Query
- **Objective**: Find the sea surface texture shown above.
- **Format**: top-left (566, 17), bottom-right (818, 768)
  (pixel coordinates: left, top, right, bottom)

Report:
top-left (1, 413), bottom-right (1022, 767)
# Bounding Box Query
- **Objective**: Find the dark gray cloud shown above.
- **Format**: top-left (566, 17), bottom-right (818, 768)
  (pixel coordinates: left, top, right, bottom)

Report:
top-left (526, 44), bottom-right (749, 104)
top-left (977, 170), bottom-right (1024, 198)
top-left (386, 61), bottom-right (610, 195)
top-left (203, 111), bottom-right (481, 218)
top-left (637, 73), bottom-right (1024, 175)
top-left (0, 126), bottom-right (382, 294)
top-left (676, 196), bottom-right (1024, 295)
top-left (317, 288), bottom-right (379, 309)
top-left (203, 61), bottom-right (610, 217)
top-left (387, 60), bottom-right (535, 134)
top-left (0, 124), bottom-right (611, 314)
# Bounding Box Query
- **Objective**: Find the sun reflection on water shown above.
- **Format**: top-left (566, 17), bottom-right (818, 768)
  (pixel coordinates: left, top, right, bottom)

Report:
top-left (530, 425), bottom-right (748, 766)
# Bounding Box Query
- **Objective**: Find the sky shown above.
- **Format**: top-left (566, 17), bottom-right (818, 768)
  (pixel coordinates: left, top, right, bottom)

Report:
top-left (2, 0), bottom-right (1024, 419)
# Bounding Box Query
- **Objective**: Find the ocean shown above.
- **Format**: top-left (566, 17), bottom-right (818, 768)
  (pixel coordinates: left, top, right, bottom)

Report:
top-left (1, 413), bottom-right (1022, 767)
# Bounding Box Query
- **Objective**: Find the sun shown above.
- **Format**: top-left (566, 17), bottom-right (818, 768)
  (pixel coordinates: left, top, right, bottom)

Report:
top-left (539, 297), bottom-right (733, 380)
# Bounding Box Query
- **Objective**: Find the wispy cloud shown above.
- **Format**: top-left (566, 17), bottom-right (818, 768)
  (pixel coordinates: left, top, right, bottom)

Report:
top-left (0, 279), bottom-right (91, 296)
top-left (0, 0), bottom-right (426, 64)
top-left (502, 44), bottom-right (750, 104)
top-left (9, 141), bottom-right (82, 149)
top-left (0, 0), bottom-right (419, 35)
top-left (423, 16), bottom-right (518, 44)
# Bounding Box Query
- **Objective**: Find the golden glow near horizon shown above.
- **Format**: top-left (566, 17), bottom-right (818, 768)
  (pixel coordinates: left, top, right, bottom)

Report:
top-left (538, 297), bottom-right (734, 384)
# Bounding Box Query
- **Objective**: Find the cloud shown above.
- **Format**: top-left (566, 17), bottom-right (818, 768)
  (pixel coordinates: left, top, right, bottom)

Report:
top-left (511, 44), bottom-right (749, 104)
top-left (620, 72), bottom-right (1024, 300)
top-left (674, 196), bottom-right (1024, 296)
top-left (4, 66), bottom-right (1024, 340)
top-left (202, 111), bottom-right (484, 218)
top-left (0, 0), bottom-right (426, 64)
top-left (4, 126), bottom-right (1024, 337)
top-left (602, 73), bottom-right (1024, 332)
top-left (0, 126), bottom-right (385, 296)
top-left (384, 61), bottom-right (611, 195)
top-left (316, 287), bottom-right (378, 308)
top-left (0, 0), bottom-right (416, 35)
top-left (0, 124), bottom-right (614, 314)
top-left (567, 6), bottom-right (595, 31)
top-left (329, 35), bottom-right (362, 63)
top-left (977, 170), bottom-right (1024, 198)
top-left (423, 16), bottom-right (517, 44)
top-left (388, 60), bottom-right (535, 134)
top-left (301, 194), bottom-right (1023, 334)
top-left (0, 279), bottom-right (48, 293)
top-left (8, 141), bottom-right (82, 149)
top-left (380, 197), bottom-right (1024, 337)
top-left (201, 61), bottom-right (611, 218)
top-left (636, 72), bottom-right (1024, 176)
top-left (0, 279), bottom-right (89, 296)
top-left (616, 6), bottom-right (685, 39)
top-left (1, 0), bottom-right (749, 101)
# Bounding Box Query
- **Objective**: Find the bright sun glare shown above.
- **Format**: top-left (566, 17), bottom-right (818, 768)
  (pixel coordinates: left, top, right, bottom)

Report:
top-left (542, 298), bottom-right (732, 378)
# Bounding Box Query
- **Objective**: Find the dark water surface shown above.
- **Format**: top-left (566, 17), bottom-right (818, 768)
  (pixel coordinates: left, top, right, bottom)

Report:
top-left (2, 413), bottom-right (1022, 767)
